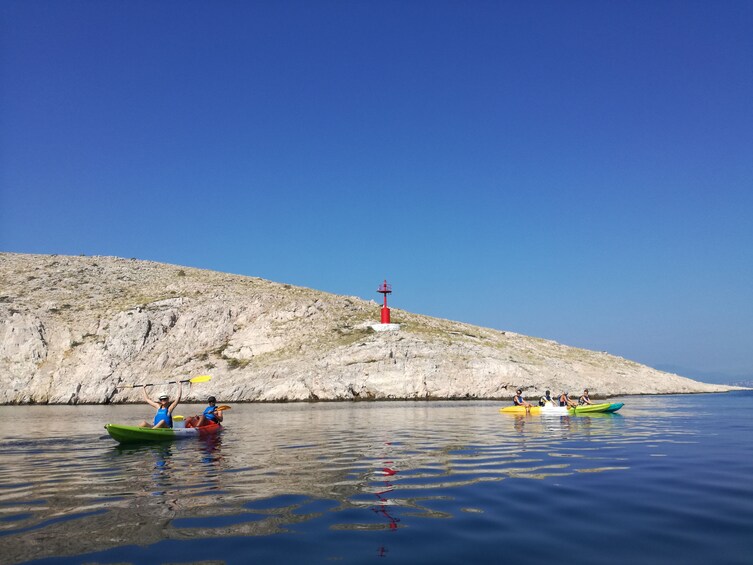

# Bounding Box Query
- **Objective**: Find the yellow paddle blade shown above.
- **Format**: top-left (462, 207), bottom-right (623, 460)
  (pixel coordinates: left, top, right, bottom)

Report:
top-left (173, 415), bottom-right (185, 421)
top-left (217, 405), bottom-right (231, 411)
top-left (189, 375), bottom-right (212, 384)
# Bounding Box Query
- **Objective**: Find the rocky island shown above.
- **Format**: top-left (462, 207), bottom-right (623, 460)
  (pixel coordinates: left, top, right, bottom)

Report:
top-left (0, 252), bottom-right (737, 404)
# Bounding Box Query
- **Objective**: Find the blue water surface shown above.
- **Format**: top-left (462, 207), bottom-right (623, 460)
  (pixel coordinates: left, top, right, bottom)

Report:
top-left (0, 391), bottom-right (751, 564)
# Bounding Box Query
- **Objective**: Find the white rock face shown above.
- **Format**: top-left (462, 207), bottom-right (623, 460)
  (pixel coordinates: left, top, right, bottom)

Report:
top-left (0, 252), bottom-right (740, 404)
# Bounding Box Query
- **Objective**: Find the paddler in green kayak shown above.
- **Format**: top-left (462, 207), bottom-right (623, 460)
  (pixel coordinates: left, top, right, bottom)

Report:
top-left (138, 382), bottom-right (185, 428)
top-left (578, 389), bottom-right (593, 405)
top-left (559, 391), bottom-right (578, 408)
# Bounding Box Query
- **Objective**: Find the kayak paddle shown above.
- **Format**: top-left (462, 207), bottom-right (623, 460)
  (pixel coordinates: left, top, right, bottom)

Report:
top-left (217, 405), bottom-right (231, 411)
top-left (116, 375), bottom-right (212, 389)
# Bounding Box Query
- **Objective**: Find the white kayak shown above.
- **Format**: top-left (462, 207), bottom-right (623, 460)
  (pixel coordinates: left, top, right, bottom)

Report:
top-left (540, 404), bottom-right (569, 416)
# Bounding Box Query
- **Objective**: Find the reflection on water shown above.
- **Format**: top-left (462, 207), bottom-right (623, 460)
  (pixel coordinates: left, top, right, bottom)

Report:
top-left (1, 394), bottom-right (753, 564)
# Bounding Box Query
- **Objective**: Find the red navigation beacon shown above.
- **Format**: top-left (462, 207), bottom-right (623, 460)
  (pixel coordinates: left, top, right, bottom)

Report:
top-left (377, 280), bottom-right (392, 324)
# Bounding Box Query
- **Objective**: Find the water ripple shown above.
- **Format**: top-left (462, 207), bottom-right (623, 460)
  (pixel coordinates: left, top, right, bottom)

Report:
top-left (0, 395), bottom-right (752, 564)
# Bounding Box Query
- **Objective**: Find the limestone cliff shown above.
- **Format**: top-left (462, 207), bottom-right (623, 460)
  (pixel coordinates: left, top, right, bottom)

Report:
top-left (0, 253), bottom-right (736, 404)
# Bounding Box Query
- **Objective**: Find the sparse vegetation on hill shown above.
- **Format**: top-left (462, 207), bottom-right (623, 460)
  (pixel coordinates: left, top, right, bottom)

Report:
top-left (0, 252), bottom-right (738, 404)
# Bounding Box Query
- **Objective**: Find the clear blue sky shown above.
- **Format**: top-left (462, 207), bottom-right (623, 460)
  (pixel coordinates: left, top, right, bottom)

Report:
top-left (2, 1), bottom-right (752, 381)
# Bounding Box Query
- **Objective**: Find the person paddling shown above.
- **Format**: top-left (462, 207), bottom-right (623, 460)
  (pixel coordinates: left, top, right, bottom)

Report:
top-left (513, 389), bottom-right (533, 413)
top-left (559, 391), bottom-right (578, 408)
top-left (539, 390), bottom-right (556, 407)
top-left (194, 396), bottom-right (223, 428)
top-left (579, 389), bottom-right (593, 405)
top-left (138, 382), bottom-right (184, 428)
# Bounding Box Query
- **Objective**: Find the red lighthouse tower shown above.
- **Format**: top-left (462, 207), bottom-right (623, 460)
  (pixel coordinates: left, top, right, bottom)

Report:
top-left (377, 280), bottom-right (392, 324)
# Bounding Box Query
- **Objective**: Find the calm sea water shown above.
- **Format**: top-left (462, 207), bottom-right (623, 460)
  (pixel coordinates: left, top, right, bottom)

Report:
top-left (1, 391), bottom-right (752, 564)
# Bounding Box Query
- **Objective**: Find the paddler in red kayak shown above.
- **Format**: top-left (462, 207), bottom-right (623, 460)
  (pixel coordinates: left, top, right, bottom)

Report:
top-left (190, 396), bottom-right (223, 428)
top-left (138, 382), bottom-right (185, 428)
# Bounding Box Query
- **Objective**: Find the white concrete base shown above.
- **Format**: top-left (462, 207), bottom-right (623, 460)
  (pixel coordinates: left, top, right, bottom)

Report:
top-left (369, 323), bottom-right (401, 332)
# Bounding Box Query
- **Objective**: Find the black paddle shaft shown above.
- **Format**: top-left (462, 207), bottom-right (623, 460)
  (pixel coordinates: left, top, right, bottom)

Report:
top-left (117, 379), bottom-right (192, 389)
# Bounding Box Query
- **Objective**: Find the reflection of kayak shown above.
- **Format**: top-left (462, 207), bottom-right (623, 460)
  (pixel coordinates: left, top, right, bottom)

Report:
top-left (500, 402), bottom-right (623, 415)
top-left (104, 422), bottom-right (223, 444)
top-left (571, 411), bottom-right (623, 419)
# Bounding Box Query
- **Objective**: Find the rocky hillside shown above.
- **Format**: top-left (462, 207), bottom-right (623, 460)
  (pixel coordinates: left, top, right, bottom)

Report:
top-left (0, 252), bottom-right (737, 404)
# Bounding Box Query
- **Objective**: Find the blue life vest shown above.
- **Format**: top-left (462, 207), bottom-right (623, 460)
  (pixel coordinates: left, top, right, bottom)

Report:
top-left (513, 395), bottom-right (524, 406)
top-left (203, 406), bottom-right (218, 422)
top-left (153, 407), bottom-right (172, 427)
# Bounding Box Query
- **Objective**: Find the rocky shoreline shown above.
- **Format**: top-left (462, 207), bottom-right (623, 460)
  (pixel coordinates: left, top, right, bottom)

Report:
top-left (0, 253), bottom-right (740, 405)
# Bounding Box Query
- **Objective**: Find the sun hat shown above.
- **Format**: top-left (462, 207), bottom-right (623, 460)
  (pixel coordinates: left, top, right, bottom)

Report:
top-left (158, 394), bottom-right (169, 400)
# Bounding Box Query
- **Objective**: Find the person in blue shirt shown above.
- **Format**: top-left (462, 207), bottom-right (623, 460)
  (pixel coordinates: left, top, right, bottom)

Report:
top-left (194, 396), bottom-right (223, 428)
top-left (513, 389), bottom-right (533, 413)
top-left (138, 382), bottom-right (184, 428)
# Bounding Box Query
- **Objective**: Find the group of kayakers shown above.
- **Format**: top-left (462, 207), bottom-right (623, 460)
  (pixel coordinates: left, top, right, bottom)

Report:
top-left (139, 382), bottom-right (598, 427)
top-left (512, 388), bottom-right (593, 410)
top-left (138, 381), bottom-right (223, 429)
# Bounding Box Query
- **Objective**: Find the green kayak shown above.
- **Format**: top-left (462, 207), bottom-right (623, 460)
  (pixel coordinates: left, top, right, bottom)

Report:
top-left (568, 403), bottom-right (613, 414)
top-left (104, 422), bottom-right (223, 444)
